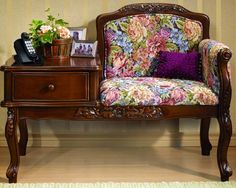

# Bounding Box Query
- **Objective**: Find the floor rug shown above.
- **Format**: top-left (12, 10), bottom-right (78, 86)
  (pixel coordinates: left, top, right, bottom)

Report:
top-left (0, 182), bottom-right (236, 188)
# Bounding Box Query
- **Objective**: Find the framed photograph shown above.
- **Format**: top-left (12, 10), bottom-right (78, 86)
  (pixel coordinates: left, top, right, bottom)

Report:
top-left (71, 40), bottom-right (98, 58)
top-left (68, 27), bottom-right (87, 42)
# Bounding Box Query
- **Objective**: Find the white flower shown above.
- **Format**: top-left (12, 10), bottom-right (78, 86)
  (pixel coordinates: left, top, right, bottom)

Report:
top-left (40, 25), bottom-right (52, 33)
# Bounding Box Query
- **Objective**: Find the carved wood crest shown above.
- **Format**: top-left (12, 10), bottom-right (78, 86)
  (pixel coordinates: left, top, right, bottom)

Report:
top-left (119, 3), bottom-right (189, 14)
top-left (75, 106), bottom-right (163, 120)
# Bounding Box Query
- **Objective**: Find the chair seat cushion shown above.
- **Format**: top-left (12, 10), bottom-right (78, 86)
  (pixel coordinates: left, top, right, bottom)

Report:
top-left (100, 77), bottom-right (218, 106)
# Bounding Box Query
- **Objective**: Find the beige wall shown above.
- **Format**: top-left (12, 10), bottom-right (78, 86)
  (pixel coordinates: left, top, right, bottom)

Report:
top-left (0, 0), bottom-right (235, 147)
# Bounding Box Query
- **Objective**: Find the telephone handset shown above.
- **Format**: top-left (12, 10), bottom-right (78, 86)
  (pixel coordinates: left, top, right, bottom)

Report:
top-left (21, 32), bottom-right (38, 59)
top-left (14, 32), bottom-right (42, 65)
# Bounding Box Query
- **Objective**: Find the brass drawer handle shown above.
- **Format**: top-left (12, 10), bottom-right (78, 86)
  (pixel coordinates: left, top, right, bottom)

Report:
top-left (48, 84), bottom-right (55, 91)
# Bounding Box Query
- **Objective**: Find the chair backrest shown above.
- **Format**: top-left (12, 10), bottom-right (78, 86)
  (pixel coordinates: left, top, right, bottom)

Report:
top-left (96, 3), bottom-right (210, 79)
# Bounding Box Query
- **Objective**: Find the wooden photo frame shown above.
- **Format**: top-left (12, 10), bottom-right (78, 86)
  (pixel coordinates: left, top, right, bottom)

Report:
top-left (68, 27), bottom-right (87, 42)
top-left (71, 40), bottom-right (98, 58)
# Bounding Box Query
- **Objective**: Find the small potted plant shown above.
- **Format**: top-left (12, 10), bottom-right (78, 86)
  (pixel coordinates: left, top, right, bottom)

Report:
top-left (29, 8), bottom-right (72, 60)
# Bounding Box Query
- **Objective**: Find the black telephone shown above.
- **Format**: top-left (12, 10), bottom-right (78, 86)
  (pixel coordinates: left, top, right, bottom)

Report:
top-left (14, 32), bottom-right (42, 64)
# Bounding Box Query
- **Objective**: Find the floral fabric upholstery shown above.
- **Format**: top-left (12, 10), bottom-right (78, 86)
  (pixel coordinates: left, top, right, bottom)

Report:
top-left (104, 14), bottom-right (203, 78)
top-left (100, 77), bottom-right (218, 106)
top-left (199, 39), bottom-right (231, 95)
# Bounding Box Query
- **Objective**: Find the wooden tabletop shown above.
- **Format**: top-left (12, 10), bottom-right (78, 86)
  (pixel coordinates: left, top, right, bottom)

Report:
top-left (1, 56), bottom-right (102, 71)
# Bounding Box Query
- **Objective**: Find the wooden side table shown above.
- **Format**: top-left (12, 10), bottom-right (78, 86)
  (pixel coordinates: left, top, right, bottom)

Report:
top-left (1, 56), bottom-right (102, 183)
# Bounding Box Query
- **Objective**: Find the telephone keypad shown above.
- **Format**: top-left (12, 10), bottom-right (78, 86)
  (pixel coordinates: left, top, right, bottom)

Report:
top-left (24, 41), bottom-right (36, 55)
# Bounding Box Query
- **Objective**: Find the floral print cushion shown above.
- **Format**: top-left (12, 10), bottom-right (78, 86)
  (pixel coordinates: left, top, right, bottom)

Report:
top-left (104, 14), bottom-right (203, 78)
top-left (199, 39), bottom-right (231, 95)
top-left (100, 77), bottom-right (218, 106)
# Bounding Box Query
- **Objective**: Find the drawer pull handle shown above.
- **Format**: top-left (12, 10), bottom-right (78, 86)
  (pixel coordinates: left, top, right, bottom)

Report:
top-left (48, 84), bottom-right (55, 91)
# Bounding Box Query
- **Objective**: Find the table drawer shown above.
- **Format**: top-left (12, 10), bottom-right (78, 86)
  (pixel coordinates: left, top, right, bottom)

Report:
top-left (13, 72), bottom-right (89, 101)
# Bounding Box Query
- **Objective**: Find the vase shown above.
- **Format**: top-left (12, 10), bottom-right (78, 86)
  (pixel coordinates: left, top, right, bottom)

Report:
top-left (41, 38), bottom-right (73, 61)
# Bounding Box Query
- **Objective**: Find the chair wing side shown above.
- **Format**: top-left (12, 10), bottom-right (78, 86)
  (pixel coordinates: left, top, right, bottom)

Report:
top-left (199, 39), bottom-right (232, 97)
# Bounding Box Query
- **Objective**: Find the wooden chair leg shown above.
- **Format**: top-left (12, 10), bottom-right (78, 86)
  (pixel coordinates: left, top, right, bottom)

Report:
top-left (200, 118), bottom-right (212, 155)
top-left (18, 119), bottom-right (28, 156)
top-left (5, 108), bottom-right (20, 183)
top-left (217, 112), bottom-right (233, 181)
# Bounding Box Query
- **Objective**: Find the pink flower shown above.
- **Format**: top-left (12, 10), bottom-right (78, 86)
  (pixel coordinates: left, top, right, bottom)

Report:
top-left (170, 88), bottom-right (187, 103)
top-left (160, 98), bottom-right (176, 105)
top-left (140, 61), bottom-right (151, 70)
top-left (202, 47), bottom-right (209, 82)
top-left (112, 52), bottom-right (127, 70)
top-left (208, 74), bottom-right (214, 87)
top-left (160, 28), bottom-right (171, 39)
top-left (104, 89), bottom-right (120, 105)
top-left (147, 33), bottom-right (166, 57)
top-left (183, 20), bottom-right (202, 42)
top-left (128, 86), bottom-right (154, 103)
top-left (192, 87), bottom-right (218, 105)
top-left (120, 68), bottom-right (135, 77)
top-left (132, 47), bottom-right (151, 70)
top-left (105, 30), bottom-right (115, 46)
top-left (108, 52), bottom-right (135, 78)
top-left (155, 15), bottom-right (161, 23)
top-left (128, 17), bottom-right (147, 42)
top-left (106, 66), bottom-right (116, 78)
top-left (135, 15), bottom-right (156, 31)
top-left (57, 26), bottom-right (70, 39)
top-left (133, 47), bottom-right (148, 61)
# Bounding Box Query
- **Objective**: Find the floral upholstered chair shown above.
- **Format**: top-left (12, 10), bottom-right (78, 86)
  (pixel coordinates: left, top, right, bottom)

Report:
top-left (96, 3), bottom-right (233, 181)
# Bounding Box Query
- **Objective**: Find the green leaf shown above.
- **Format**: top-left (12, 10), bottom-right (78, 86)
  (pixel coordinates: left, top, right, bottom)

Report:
top-left (107, 22), bottom-right (118, 31)
top-left (107, 46), bottom-right (123, 64)
top-left (175, 19), bottom-right (184, 29)
top-left (40, 33), bottom-right (53, 44)
top-left (166, 43), bottom-right (178, 51)
top-left (119, 22), bottom-right (128, 32)
top-left (188, 41), bottom-right (195, 49)
top-left (139, 42), bottom-right (146, 48)
top-left (132, 42), bottom-right (141, 50)
top-left (160, 18), bottom-right (173, 28)
top-left (47, 15), bottom-right (55, 22)
top-left (161, 93), bottom-right (170, 100)
top-left (55, 19), bottom-right (68, 26)
top-left (133, 66), bottom-right (141, 72)
top-left (30, 19), bottom-right (44, 29)
top-left (110, 45), bottom-right (122, 53)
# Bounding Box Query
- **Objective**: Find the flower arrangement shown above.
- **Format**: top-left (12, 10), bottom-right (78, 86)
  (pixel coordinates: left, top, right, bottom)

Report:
top-left (29, 8), bottom-right (71, 48)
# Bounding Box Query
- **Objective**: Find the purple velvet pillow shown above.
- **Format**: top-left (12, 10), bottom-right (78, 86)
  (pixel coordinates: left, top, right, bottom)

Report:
top-left (153, 51), bottom-right (202, 81)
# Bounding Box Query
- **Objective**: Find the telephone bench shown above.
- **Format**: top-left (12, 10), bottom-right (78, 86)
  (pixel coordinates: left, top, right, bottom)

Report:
top-left (1, 3), bottom-right (233, 183)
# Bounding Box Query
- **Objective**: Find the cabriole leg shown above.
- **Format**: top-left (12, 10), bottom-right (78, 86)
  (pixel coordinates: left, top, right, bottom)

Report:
top-left (217, 111), bottom-right (232, 181)
top-left (200, 118), bottom-right (212, 155)
top-left (5, 108), bottom-right (20, 183)
top-left (18, 119), bottom-right (28, 156)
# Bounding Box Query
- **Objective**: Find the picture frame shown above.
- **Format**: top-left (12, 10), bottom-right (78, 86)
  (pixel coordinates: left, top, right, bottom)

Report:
top-left (68, 27), bottom-right (87, 41)
top-left (71, 40), bottom-right (98, 58)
